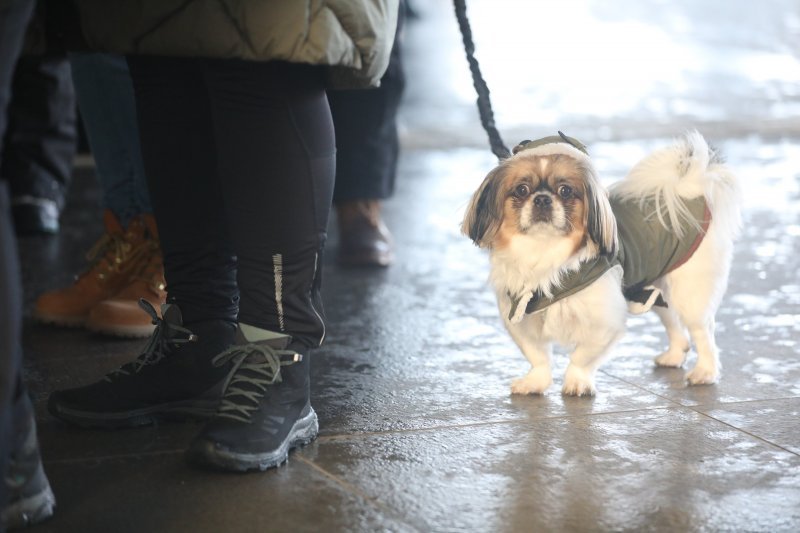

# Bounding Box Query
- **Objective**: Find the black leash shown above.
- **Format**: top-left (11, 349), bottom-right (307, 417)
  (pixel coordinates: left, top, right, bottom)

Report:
top-left (453, 0), bottom-right (511, 161)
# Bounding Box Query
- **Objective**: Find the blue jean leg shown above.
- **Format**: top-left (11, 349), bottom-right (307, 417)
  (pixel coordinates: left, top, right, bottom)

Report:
top-left (69, 53), bottom-right (151, 226)
top-left (0, 0), bottom-right (36, 511)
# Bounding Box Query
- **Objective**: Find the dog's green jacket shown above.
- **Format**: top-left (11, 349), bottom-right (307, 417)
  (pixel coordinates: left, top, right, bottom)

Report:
top-left (507, 196), bottom-right (710, 320)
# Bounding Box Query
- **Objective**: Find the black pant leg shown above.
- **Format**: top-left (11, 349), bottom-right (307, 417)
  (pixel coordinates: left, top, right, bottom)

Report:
top-left (205, 60), bottom-right (335, 349)
top-left (128, 56), bottom-right (335, 348)
top-left (127, 56), bottom-right (238, 326)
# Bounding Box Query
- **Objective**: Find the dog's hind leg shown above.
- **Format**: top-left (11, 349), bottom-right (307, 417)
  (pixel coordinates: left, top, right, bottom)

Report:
top-left (653, 305), bottom-right (691, 368)
top-left (666, 269), bottom-right (726, 384)
top-left (666, 282), bottom-right (723, 384)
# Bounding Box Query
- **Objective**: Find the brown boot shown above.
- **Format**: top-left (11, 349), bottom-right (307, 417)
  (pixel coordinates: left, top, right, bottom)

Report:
top-left (86, 214), bottom-right (167, 338)
top-left (33, 210), bottom-right (154, 327)
top-left (336, 200), bottom-right (394, 267)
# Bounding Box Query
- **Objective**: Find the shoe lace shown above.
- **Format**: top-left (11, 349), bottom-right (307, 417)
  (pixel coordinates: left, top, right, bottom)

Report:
top-left (212, 343), bottom-right (302, 423)
top-left (128, 241), bottom-right (166, 294)
top-left (104, 299), bottom-right (197, 382)
top-left (81, 230), bottom-right (151, 283)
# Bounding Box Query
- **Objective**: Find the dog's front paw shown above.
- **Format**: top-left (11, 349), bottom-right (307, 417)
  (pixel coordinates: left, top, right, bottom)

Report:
top-left (511, 369), bottom-right (552, 395)
top-left (562, 365), bottom-right (596, 396)
top-left (654, 349), bottom-right (688, 368)
top-left (686, 364), bottom-right (719, 385)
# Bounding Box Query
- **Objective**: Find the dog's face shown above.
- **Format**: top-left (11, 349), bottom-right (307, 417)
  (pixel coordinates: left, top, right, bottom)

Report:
top-left (462, 152), bottom-right (617, 257)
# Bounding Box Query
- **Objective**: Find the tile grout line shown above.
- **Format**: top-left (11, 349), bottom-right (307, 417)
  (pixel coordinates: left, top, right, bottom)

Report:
top-left (691, 395), bottom-right (800, 408)
top-left (295, 455), bottom-right (423, 533)
top-left (35, 406), bottom-right (671, 464)
top-left (37, 392), bottom-right (800, 464)
top-left (601, 371), bottom-right (800, 457)
top-left (43, 448), bottom-right (186, 466)
top-left (601, 368), bottom-right (800, 409)
top-left (597, 369), bottom-right (689, 407)
top-left (687, 408), bottom-right (800, 458)
top-left (598, 369), bottom-right (800, 408)
top-left (316, 405), bottom-right (677, 442)
top-left (41, 406), bottom-right (678, 464)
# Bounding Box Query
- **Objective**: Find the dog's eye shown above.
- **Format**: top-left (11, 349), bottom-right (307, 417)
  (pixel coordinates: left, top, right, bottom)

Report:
top-left (513, 184), bottom-right (531, 198)
top-left (558, 185), bottom-right (573, 199)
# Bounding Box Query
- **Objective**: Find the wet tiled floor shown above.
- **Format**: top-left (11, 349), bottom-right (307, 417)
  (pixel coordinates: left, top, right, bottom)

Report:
top-left (17, 0), bottom-right (800, 531)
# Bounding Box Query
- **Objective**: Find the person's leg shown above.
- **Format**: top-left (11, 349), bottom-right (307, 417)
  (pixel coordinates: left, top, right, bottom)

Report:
top-left (0, 378), bottom-right (55, 530)
top-left (128, 56), bottom-right (239, 327)
top-left (0, 0), bottom-right (35, 511)
top-left (186, 59), bottom-right (335, 471)
top-left (0, 180), bottom-right (22, 522)
top-left (209, 60), bottom-right (333, 346)
top-left (69, 53), bottom-right (151, 225)
top-left (1, 0), bottom-right (56, 527)
top-left (1, 51), bottom-right (77, 235)
top-left (47, 57), bottom-right (239, 428)
top-left (329, 5), bottom-right (405, 266)
top-left (32, 207), bottom-right (159, 330)
top-left (329, 37), bottom-right (404, 204)
top-left (36, 52), bottom-right (165, 338)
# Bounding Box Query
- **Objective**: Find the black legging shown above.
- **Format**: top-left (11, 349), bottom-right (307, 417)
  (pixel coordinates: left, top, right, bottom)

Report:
top-left (127, 57), bottom-right (335, 349)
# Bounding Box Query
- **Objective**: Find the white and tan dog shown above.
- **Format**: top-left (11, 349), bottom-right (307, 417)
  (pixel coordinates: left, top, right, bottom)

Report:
top-left (462, 132), bottom-right (742, 396)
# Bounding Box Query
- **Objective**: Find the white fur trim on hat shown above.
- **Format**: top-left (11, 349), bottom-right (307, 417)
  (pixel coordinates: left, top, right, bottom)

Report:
top-left (512, 142), bottom-right (591, 164)
top-left (511, 133), bottom-right (591, 164)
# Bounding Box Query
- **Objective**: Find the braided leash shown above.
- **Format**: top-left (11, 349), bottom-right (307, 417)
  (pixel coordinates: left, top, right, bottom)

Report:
top-left (453, 0), bottom-right (511, 161)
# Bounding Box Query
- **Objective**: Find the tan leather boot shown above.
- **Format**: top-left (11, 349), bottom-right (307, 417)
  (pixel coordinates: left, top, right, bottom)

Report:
top-left (336, 200), bottom-right (394, 267)
top-left (34, 210), bottom-right (154, 327)
top-left (86, 214), bottom-right (167, 338)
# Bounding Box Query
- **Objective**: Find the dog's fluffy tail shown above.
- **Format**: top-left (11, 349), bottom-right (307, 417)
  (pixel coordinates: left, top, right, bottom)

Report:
top-left (609, 131), bottom-right (742, 240)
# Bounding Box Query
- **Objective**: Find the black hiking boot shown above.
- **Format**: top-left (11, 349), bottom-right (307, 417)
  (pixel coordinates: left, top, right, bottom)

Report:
top-left (185, 324), bottom-right (318, 472)
top-left (1, 392), bottom-right (56, 530)
top-left (47, 300), bottom-right (236, 428)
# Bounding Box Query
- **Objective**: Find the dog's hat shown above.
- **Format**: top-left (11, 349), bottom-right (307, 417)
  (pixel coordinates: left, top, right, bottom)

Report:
top-left (511, 131), bottom-right (590, 163)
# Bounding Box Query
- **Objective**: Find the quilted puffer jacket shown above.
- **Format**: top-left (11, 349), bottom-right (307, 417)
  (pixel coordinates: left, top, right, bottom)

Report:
top-left (74, 0), bottom-right (398, 88)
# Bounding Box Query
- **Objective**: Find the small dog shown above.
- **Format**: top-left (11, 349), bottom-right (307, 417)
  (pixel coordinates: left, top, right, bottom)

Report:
top-left (462, 132), bottom-right (742, 396)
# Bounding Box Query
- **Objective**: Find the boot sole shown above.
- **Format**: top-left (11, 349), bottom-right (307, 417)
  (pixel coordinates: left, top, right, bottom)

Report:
top-left (186, 409), bottom-right (319, 473)
top-left (47, 391), bottom-right (223, 429)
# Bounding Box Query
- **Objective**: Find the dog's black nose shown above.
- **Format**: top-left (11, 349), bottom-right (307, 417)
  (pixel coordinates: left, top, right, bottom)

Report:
top-left (533, 194), bottom-right (552, 207)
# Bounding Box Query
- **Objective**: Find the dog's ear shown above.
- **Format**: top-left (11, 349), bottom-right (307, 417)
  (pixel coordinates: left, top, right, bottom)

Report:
top-left (462, 165), bottom-right (507, 248)
top-left (583, 165), bottom-right (618, 256)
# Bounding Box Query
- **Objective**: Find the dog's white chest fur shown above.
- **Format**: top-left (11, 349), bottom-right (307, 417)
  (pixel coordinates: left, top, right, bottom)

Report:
top-left (489, 232), bottom-right (590, 299)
